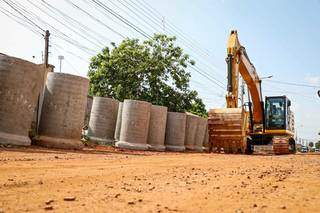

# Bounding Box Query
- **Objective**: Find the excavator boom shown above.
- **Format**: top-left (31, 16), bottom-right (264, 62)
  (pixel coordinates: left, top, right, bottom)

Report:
top-left (226, 30), bottom-right (264, 128)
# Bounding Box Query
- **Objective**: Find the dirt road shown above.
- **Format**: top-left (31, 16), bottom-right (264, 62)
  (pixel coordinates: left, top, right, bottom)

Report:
top-left (0, 146), bottom-right (319, 213)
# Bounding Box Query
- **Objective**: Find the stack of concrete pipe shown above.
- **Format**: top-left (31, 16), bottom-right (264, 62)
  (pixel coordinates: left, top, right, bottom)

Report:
top-left (84, 96), bottom-right (93, 127)
top-left (112, 100), bottom-right (209, 152)
top-left (185, 113), bottom-right (199, 151)
top-left (37, 73), bottom-right (89, 150)
top-left (115, 100), bottom-right (151, 150)
top-left (148, 105), bottom-right (168, 151)
top-left (165, 112), bottom-right (187, 152)
top-left (203, 126), bottom-right (210, 152)
top-left (0, 53), bottom-right (47, 146)
top-left (194, 117), bottom-right (207, 152)
top-left (114, 102), bottom-right (123, 142)
top-left (0, 52), bottom-right (208, 152)
top-left (87, 97), bottom-right (119, 145)
top-left (183, 113), bottom-right (207, 152)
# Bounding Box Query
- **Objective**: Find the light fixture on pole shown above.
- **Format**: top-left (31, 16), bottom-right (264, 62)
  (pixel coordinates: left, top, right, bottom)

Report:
top-left (260, 75), bottom-right (273, 80)
top-left (58, 55), bottom-right (64, 73)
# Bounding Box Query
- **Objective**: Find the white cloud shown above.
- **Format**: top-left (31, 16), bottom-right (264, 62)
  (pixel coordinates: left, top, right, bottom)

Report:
top-left (304, 74), bottom-right (320, 85)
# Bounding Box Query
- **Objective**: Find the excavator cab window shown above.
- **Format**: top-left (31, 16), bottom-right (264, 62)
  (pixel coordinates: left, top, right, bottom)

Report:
top-left (265, 96), bottom-right (287, 130)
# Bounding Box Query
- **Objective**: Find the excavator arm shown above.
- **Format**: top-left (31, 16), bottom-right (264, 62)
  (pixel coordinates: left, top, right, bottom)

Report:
top-left (226, 30), bottom-right (264, 128)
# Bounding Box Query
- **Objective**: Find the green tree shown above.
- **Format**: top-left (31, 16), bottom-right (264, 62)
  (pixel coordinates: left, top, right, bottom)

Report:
top-left (309, 141), bottom-right (314, 148)
top-left (315, 141), bottom-right (320, 149)
top-left (88, 34), bottom-right (207, 117)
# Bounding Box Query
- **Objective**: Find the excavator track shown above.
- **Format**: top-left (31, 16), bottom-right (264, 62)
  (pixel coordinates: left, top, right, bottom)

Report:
top-left (208, 108), bottom-right (247, 154)
top-left (272, 137), bottom-right (290, 154)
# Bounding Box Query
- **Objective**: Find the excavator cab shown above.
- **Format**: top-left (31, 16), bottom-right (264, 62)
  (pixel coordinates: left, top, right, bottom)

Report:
top-left (264, 96), bottom-right (294, 133)
top-left (265, 96), bottom-right (288, 130)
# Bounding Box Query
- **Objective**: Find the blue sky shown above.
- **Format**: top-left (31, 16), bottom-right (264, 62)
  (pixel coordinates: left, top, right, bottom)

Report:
top-left (0, 0), bottom-right (319, 141)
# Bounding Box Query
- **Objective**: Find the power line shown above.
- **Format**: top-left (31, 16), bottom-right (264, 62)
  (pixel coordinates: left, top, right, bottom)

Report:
top-left (90, 0), bottom-right (151, 39)
top-left (190, 65), bottom-right (225, 90)
top-left (40, 0), bottom-right (112, 45)
top-left (2, 0), bottom-right (45, 32)
top-left (64, 0), bottom-right (126, 39)
top-left (26, 0), bottom-right (102, 49)
top-left (265, 79), bottom-right (320, 89)
top-left (121, 0), bottom-right (226, 80)
top-left (66, 0), bottom-right (226, 90)
top-left (96, 0), bottom-right (226, 86)
top-left (2, 0), bottom-right (226, 99)
top-left (109, 0), bottom-right (159, 34)
top-left (0, 5), bottom-right (43, 37)
top-left (135, 0), bottom-right (218, 61)
top-left (3, 0), bottom-right (96, 55)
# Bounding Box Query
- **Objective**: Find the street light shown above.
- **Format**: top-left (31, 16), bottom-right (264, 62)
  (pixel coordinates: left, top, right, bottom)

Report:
top-left (260, 75), bottom-right (273, 80)
top-left (58, 55), bottom-right (64, 73)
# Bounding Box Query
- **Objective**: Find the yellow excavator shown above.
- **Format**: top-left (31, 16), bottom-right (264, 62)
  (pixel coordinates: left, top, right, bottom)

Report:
top-left (208, 30), bottom-right (296, 154)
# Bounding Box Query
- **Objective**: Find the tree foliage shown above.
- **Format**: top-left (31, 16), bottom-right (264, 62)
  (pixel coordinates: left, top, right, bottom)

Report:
top-left (88, 34), bottom-right (207, 117)
top-left (309, 141), bottom-right (314, 148)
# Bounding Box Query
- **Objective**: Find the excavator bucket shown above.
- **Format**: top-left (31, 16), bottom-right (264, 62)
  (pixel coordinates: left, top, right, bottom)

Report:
top-left (208, 108), bottom-right (248, 154)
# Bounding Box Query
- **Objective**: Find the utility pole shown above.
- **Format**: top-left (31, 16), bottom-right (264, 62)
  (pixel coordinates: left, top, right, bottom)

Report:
top-left (36, 30), bottom-right (50, 135)
top-left (44, 30), bottom-right (50, 68)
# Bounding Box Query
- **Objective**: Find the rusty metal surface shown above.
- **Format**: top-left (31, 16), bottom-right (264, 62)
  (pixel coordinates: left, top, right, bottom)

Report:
top-left (208, 108), bottom-right (246, 154)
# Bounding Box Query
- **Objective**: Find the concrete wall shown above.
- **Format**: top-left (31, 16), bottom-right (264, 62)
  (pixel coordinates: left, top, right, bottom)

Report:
top-left (87, 97), bottom-right (118, 145)
top-left (115, 100), bottom-right (151, 150)
top-left (165, 112), bottom-right (186, 152)
top-left (147, 105), bottom-right (167, 151)
top-left (0, 53), bottom-right (46, 146)
top-left (38, 73), bottom-right (89, 149)
top-left (114, 102), bottom-right (123, 142)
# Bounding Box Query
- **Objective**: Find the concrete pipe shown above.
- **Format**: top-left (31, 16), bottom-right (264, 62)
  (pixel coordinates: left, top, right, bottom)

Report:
top-left (0, 53), bottom-right (45, 146)
top-left (84, 96), bottom-right (93, 127)
top-left (203, 125), bottom-right (209, 152)
top-left (38, 73), bottom-right (89, 149)
top-left (147, 105), bottom-right (168, 151)
top-left (114, 102), bottom-right (123, 142)
top-left (194, 117), bottom-right (207, 152)
top-left (165, 112), bottom-right (186, 152)
top-left (115, 100), bottom-right (151, 150)
top-left (185, 113), bottom-right (199, 151)
top-left (87, 97), bottom-right (119, 145)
